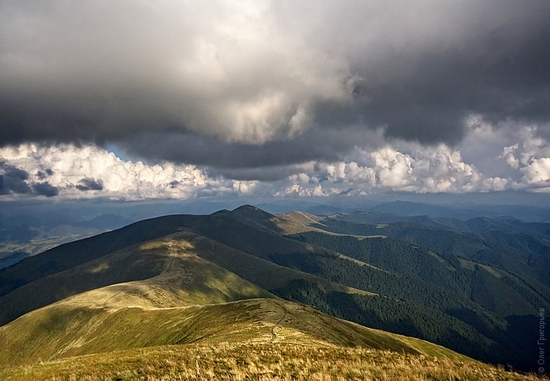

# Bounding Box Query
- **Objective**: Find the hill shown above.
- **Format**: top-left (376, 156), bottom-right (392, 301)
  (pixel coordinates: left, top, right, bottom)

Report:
top-left (3, 294), bottom-right (444, 368)
top-left (0, 205), bottom-right (548, 376)
top-left (0, 223), bottom-right (502, 381)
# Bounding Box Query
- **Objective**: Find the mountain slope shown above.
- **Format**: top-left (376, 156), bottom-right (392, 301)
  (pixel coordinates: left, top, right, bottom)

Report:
top-left (315, 214), bottom-right (550, 289)
top-left (0, 205), bottom-right (545, 372)
top-left (0, 229), bottom-right (372, 327)
top-left (0, 231), bottom-right (473, 372)
top-left (0, 214), bottom-right (197, 297)
top-left (2, 295), bottom-right (461, 368)
top-left (2, 220), bottom-right (500, 366)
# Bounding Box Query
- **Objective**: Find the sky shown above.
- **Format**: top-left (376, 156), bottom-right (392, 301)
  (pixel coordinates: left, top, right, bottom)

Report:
top-left (1, 0), bottom-right (550, 205)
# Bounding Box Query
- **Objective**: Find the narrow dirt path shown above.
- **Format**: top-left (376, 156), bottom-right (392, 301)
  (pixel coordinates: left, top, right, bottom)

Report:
top-left (270, 301), bottom-right (286, 342)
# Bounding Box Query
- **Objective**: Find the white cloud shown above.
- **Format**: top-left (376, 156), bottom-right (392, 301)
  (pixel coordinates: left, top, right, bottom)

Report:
top-left (2, 134), bottom-right (550, 201)
top-left (283, 144), bottom-right (508, 196)
top-left (491, 125), bottom-right (550, 191)
top-left (275, 183), bottom-right (328, 198)
top-left (372, 148), bottom-right (414, 190)
top-left (522, 158), bottom-right (550, 184)
top-left (0, 144), bottom-right (248, 200)
top-left (499, 144), bottom-right (520, 169)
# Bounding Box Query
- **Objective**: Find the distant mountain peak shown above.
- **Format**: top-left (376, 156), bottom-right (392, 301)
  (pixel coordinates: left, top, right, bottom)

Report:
top-left (233, 204), bottom-right (265, 213)
top-left (231, 205), bottom-right (275, 220)
top-left (209, 209), bottom-right (231, 216)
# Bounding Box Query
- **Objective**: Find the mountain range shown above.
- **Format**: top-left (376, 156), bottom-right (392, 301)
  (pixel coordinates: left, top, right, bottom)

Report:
top-left (0, 205), bottom-right (548, 380)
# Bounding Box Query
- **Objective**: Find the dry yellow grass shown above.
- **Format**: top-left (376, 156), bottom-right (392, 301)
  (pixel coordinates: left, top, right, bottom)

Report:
top-left (1, 342), bottom-right (546, 381)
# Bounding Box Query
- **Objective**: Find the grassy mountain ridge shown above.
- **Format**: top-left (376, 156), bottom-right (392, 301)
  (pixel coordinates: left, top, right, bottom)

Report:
top-left (0, 214), bottom-right (198, 297)
top-left (275, 220), bottom-right (548, 370)
top-left (0, 228), bottom-right (370, 326)
top-left (0, 205), bottom-right (546, 374)
top-left (0, 233), bottom-right (277, 325)
top-left (3, 296), bottom-right (443, 367)
top-left (0, 229), bottom-right (479, 378)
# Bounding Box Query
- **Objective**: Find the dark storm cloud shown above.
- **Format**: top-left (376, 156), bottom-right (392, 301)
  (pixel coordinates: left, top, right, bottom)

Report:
top-left (76, 178), bottom-right (104, 192)
top-left (36, 169), bottom-right (53, 180)
top-left (32, 182), bottom-right (59, 197)
top-left (346, 6), bottom-right (550, 144)
top-left (212, 165), bottom-right (311, 182)
top-left (121, 127), bottom-right (373, 173)
top-left (0, 162), bottom-right (31, 195)
top-left (0, 162), bottom-right (60, 197)
top-left (299, 0), bottom-right (550, 146)
top-left (1, 0), bottom-right (549, 169)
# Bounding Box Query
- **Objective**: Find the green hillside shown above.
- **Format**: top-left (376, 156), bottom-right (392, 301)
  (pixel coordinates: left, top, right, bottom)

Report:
top-left (0, 205), bottom-right (547, 374)
top-left (0, 229), bottom-right (369, 326)
top-left (0, 235), bottom-right (273, 325)
top-left (0, 215), bottom-right (198, 297)
top-left (313, 216), bottom-right (550, 290)
top-left (0, 228), bottom-right (488, 380)
top-left (3, 295), bottom-right (448, 367)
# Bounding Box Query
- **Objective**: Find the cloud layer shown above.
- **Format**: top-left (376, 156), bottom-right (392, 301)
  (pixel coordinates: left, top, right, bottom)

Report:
top-left (0, 144), bottom-right (232, 200)
top-left (0, 0), bottom-right (354, 147)
top-left (1, 1), bottom-right (550, 200)
top-left (2, 124), bottom-right (550, 201)
top-left (1, 1), bottom-right (550, 168)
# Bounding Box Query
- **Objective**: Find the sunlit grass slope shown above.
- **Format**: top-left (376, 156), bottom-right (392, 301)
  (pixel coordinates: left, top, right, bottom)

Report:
top-left (1, 343), bottom-right (545, 381)
top-left (0, 292), bottom-right (475, 369)
top-left (0, 236), bottom-right (273, 325)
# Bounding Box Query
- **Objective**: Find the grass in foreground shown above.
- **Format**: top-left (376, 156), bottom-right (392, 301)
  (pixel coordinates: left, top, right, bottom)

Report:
top-left (1, 342), bottom-right (546, 381)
